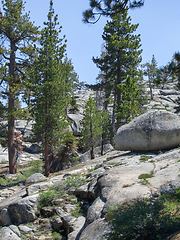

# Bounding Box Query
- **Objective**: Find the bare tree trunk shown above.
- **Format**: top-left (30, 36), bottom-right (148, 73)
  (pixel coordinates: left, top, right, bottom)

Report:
top-left (110, 94), bottom-right (116, 146)
top-left (90, 145), bottom-right (95, 159)
top-left (8, 41), bottom-right (16, 174)
top-left (90, 121), bottom-right (95, 159)
top-left (8, 94), bottom-right (16, 174)
top-left (45, 139), bottom-right (49, 177)
top-left (101, 133), bottom-right (104, 156)
top-left (148, 73), bottom-right (153, 100)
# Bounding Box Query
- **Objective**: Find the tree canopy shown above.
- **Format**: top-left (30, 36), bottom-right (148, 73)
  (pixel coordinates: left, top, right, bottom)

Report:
top-left (0, 0), bottom-right (38, 173)
top-left (83, 0), bottom-right (144, 23)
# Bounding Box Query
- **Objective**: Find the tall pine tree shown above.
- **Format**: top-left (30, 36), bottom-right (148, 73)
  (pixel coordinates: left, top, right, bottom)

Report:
top-left (0, 0), bottom-right (38, 173)
top-left (93, 9), bottom-right (142, 137)
top-left (30, 0), bottom-right (68, 177)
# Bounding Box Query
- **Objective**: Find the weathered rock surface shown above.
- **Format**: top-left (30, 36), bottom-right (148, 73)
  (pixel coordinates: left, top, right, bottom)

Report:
top-left (159, 89), bottom-right (179, 95)
top-left (115, 110), bottom-right (180, 151)
top-left (68, 113), bottom-right (83, 136)
top-left (1, 148), bottom-right (180, 239)
top-left (25, 173), bottom-right (47, 186)
top-left (79, 218), bottom-right (111, 240)
top-left (0, 225), bottom-right (21, 240)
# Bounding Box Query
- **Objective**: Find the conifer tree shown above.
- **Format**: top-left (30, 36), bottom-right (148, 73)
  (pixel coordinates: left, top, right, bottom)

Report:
top-left (117, 76), bottom-right (142, 124)
top-left (30, 0), bottom-right (68, 177)
top-left (80, 97), bottom-right (102, 159)
top-left (93, 9), bottom-right (142, 135)
top-left (0, 0), bottom-right (38, 173)
top-left (142, 55), bottom-right (158, 100)
top-left (83, 0), bottom-right (144, 23)
top-left (62, 56), bottom-right (79, 117)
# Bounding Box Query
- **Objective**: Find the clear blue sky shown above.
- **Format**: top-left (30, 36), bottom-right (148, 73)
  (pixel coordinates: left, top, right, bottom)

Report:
top-left (1, 0), bottom-right (180, 85)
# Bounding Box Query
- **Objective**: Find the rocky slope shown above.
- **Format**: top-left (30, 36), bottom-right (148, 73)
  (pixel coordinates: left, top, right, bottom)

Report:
top-left (1, 83), bottom-right (180, 239)
top-left (1, 147), bottom-right (180, 239)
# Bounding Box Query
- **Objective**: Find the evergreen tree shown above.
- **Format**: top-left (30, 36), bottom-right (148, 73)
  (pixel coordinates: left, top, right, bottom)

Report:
top-left (83, 0), bottom-right (144, 23)
top-left (62, 56), bottom-right (79, 117)
top-left (30, 0), bottom-right (68, 177)
top-left (80, 96), bottom-right (102, 159)
top-left (171, 52), bottom-right (180, 88)
top-left (93, 9), bottom-right (142, 136)
top-left (0, 0), bottom-right (38, 173)
top-left (116, 76), bottom-right (142, 124)
top-left (142, 55), bottom-right (158, 100)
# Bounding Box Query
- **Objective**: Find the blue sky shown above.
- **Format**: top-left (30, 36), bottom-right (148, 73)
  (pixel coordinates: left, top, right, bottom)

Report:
top-left (1, 0), bottom-right (180, 85)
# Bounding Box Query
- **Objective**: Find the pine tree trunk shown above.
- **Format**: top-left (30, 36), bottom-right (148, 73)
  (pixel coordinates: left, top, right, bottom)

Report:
top-left (101, 135), bottom-right (104, 156)
top-left (90, 121), bottom-right (95, 159)
top-left (8, 42), bottom-right (16, 174)
top-left (8, 94), bottom-right (16, 174)
top-left (110, 94), bottom-right (116, 146)
top-left (148, 73), bottom-right (153, 100)
top-left (90, 145), bottom-right (95, 159)
top-left (45, 139), bottom-right (49, 177)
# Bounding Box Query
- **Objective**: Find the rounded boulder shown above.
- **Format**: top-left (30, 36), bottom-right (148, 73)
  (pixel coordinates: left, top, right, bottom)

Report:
top-left (115, 110), bottom-right (180, 151)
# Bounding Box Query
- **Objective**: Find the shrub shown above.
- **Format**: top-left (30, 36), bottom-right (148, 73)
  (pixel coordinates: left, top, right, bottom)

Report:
top-left (38, 188), bottom-right (58, 209)
top-left (106, 191), bottom-right (180, 240)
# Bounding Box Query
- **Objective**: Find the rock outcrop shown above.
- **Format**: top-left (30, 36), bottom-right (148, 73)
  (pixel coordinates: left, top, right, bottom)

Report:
top-left (115, 110), bottom-right (180, 151)
top-left (1, 148), bottom-right (180, 239)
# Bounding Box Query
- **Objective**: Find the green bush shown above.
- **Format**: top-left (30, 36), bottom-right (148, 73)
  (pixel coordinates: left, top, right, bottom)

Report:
top-left (38, 188), bottom-right (58, 209)
top-left (106, 191), bottom-right (180, 240)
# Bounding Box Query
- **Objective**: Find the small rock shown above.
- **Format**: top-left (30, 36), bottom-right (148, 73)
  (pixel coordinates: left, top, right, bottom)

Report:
top-left (18, 225), bottom-right (32, 232)
top-left (25, 173), bottom-right (46, 186)
top-left (51, 216), bottom-right (63, 231)
top-left (40, 206), bottom-right (56, 218)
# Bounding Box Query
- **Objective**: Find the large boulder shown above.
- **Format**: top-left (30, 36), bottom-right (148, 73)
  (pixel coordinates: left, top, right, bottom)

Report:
top-left (115, 110), bottom-right (180, 151)
top-left (7, 194), bottom-right (39, 225)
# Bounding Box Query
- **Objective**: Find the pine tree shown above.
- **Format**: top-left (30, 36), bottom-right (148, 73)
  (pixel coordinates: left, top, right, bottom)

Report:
top-left (142, 55), bottom-right (158, 100)
top-left (62, 56), bottom-right (79, 117)
top-left (80, 97), bottom-right (102, 159)
top-left (93, 9), bottom-right (142, 136)
top-left (0, 0), bottom-right (38, 173)
top-left (83, 0), bottom-right (144, 23)
top-left (30, 0), bottom-right (68, 177)
top-left (117, 76), bottom-right (142, 124)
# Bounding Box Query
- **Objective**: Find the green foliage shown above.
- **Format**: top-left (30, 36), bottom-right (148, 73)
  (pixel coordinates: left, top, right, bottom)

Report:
top-left (38, 174), bottom-right (87, 211)
top-left (142, 55), bottom-right (159, 100)
top-left (80, 96), bottom-right (102, 159)
top-left (0, 0), bottom-right (39, 173)
top-left (106, 194), bottom-right (180, 240)
top-left (117, 76), bottom-right (142, 125)
top-left (38, 188), bottom-right (58, 209)
top-left (52, 231), bottom-right (62, 240)
top-left (138, 172), bottom-right (154, 180)
top-left (139, 154), bottom-right (152, 162)
top-left (0, 160), bottom-right (43, 186)
top-left (93, 9), bottom-right (143, 133)
top-left (63, 174), bottom-right (88, 190)
top-left (71, 202), bottom-right (82, 218)
top-left (83, 0), bottom-right (144, 23)
top-left (29, 1), bottom-right (78, 176)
